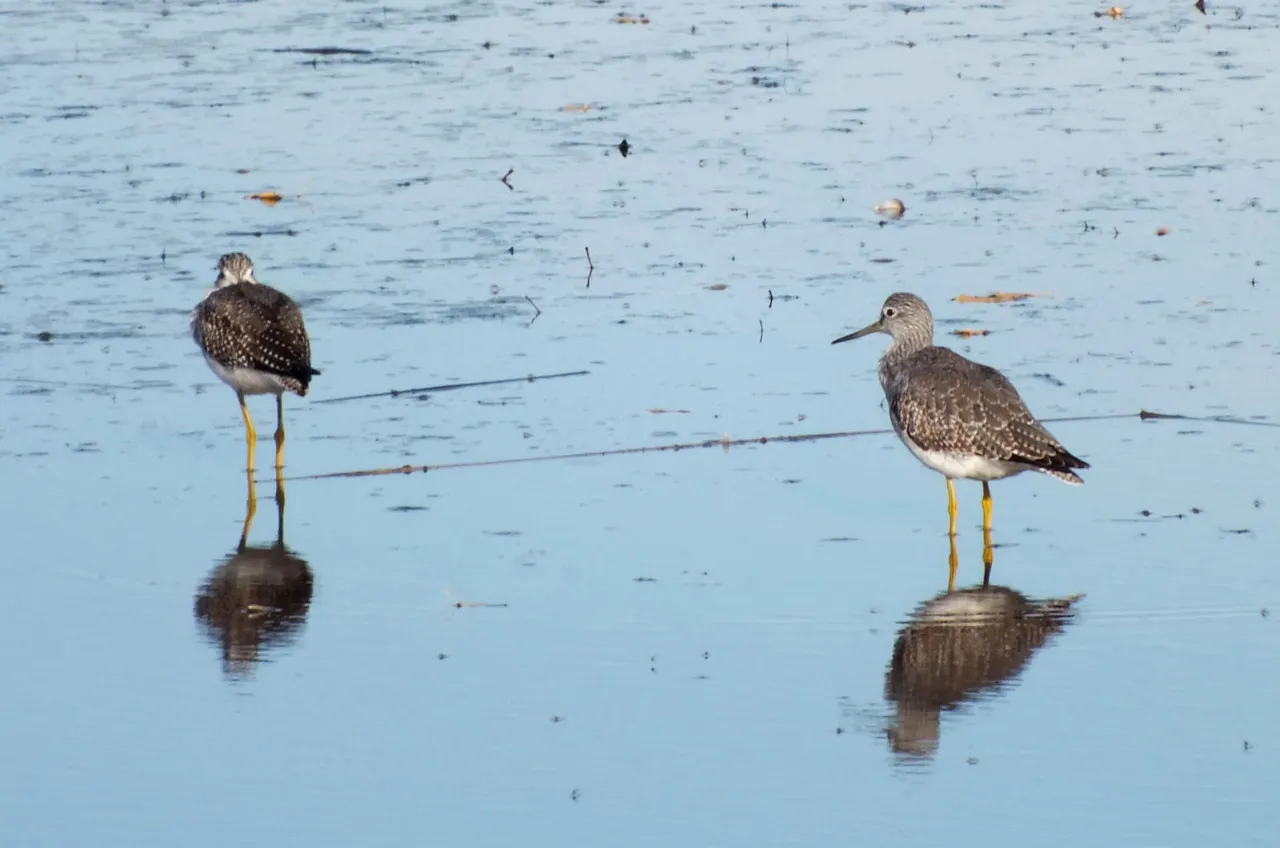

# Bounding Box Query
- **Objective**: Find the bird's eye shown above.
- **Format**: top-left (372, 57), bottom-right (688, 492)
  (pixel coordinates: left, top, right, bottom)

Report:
top-left (884, 307), bottom-right (897, 318)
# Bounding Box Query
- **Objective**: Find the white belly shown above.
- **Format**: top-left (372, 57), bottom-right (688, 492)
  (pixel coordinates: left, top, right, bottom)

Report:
top-left (204, 353), bottom-right (289, 396)
top-left (897, 429), bottom-right (1030, 482)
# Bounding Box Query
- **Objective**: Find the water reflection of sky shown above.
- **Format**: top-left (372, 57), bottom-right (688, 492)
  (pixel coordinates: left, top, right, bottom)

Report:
top-left (2, 1), bottom-right (1279, 846)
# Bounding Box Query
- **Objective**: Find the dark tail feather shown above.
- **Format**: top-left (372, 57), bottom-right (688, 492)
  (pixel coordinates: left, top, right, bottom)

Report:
top-left (290, 365), bottom-right (320, 397)
top-left (1012, 447), bottom-right (1089, 483)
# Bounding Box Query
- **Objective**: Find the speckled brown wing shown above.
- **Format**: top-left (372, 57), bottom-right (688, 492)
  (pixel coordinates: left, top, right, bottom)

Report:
top-left (192, 283), bottom-right (318, 395)
top-left (888, 347), bottom-right (1088, 480)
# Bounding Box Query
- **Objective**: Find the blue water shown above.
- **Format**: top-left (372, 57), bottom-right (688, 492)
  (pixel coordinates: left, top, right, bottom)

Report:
top-left (2, 1), bottom-right (1279, 845)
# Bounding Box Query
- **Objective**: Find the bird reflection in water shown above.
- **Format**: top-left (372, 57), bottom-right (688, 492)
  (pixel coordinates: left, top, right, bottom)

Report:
top-left (884, 537), bottom-right (1081, 761)
top-left (194, 471), bottom-right (314, 679)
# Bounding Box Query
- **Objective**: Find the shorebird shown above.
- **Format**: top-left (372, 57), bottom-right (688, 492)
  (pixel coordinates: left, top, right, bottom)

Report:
top-left (191, 252), bottom-right (319, 473)
top-left (832, 292), bottom-right (1087, 537)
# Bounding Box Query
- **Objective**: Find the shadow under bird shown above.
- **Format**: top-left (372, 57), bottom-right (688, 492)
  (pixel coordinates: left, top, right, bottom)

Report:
top-left (191, 252), bottom-right (320, 472)
top-left (832, 292), bottom-right (1088, 536)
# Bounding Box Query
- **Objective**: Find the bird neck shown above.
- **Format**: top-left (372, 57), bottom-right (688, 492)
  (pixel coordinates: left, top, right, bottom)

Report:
top-left (883, 327), bottom-right (932, 362)
top-left (877, 329), bottom-right (932, 391)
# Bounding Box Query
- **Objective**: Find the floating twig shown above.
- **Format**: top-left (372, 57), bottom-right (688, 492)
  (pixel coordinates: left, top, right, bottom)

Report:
top-left (500, 168), bottom-right (514, 190)
top-left (224, 228), bottom-right (299, 238)
top-left (759, 319), bottom-right (764, 343)
top-left (443, 589), bottom-right (508, 609)
top-left (0, 376), bottom-right (148, 391)
top-left (313, 369), bottom-right (589, 405)
top-left (273, 46), bottom-right (374, 56)
top-left (289, 428), bottom-right (892, 481)
top-left (525, 295), bottom-right (541, 325)
top-left (585, 247), bottom-right (595, 288)
top-left (1136, 409), bottom-right (1280, 426)
top-left (281, 409), bottom-right (1279, 484)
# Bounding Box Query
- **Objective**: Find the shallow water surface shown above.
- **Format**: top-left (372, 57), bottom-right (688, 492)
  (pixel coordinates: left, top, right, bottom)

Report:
top-left (2, 1), bottom-right (1280, 845)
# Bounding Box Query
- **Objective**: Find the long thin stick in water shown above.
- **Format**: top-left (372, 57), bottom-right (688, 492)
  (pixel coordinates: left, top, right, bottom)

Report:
top-left (279, 408), bottom-right (1279, 484)
top-left (314, 369), bottom-right (590, 405)
top-left (0, 377), bottom-right (147, 391)
top-left (1137, 409), bottom-right (1280, 427)
top-left (285, 428), bottom-right (892, 482)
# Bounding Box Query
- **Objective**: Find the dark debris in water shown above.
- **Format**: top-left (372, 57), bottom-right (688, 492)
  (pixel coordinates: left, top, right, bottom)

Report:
top-left (436, 297), bottom-right (531, 324)
top-left (395, 175), bottom-right (432, 189)
top-left (1126, 507), bottom-right (1203, 522)
top-left (273, 47), bottom-right (374, 56)
top-left (223, 229), bottom-right (299, 238)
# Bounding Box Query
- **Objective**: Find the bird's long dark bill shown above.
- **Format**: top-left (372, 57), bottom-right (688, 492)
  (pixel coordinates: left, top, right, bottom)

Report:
top-left (831, 321), bottom-right (881, 345)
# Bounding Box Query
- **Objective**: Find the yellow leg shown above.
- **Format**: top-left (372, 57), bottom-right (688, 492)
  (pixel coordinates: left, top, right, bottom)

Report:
top-left (274, 394), bottom-right (285, 472)
top-left (946, 478), bottom-right (958, 537)
top-left (947, 535), bottom-right (959, 593)
top-left (238, 392), bottom-right (257, 475)
top-left (981, 480), bottom-right (993, 534)
top-left (239, 467), bottom-right (258, 550)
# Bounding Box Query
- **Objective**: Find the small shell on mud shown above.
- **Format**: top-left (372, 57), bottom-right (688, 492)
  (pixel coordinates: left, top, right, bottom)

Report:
top-left (873, 199), bottom-right (906, 220)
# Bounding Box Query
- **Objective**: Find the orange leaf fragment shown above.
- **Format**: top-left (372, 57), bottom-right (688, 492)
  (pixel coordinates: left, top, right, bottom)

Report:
top-left (707, 283), bottom-right (728, 291)
top-left (245, 191), bottom-right (283, 206)
top-left (1156, 227), bottom-right (1170, 236)
top-left (953, 291), bottom-right (1042, 304)
top-left (563, 103), bottom-right (591, 112)
top-left (952, 328), bottom-right (990, 338)
top-left (1107, 6), bottom-right (1123, 18)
